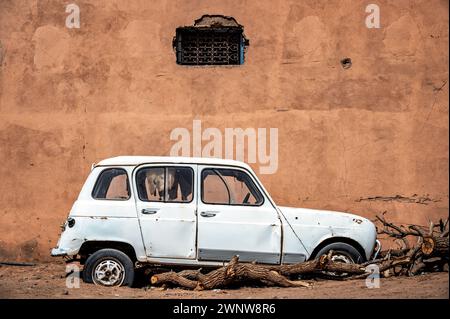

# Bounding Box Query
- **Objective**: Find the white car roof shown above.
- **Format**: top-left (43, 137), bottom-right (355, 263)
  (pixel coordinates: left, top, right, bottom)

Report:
top-left (95, 156), bottom-right (252, 170)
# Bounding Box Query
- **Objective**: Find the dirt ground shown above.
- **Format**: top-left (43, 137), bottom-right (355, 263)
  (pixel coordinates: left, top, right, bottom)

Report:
top-left (0, 261), bottom-right (448, 299)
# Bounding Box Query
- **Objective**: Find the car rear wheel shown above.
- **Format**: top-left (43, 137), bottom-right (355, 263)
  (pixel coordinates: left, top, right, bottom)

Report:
top-left (82, 248), bottom-right (135, 287)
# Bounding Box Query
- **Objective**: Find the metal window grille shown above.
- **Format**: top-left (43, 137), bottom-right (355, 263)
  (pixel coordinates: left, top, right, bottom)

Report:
top-left (174, 27), bottom-right (247, 65)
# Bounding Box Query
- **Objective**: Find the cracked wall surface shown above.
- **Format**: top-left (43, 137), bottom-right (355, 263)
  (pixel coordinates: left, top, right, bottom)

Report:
top-left (0, 0), bottom-right (448, 261)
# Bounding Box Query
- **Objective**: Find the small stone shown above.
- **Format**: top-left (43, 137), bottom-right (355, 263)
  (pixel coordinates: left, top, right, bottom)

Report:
top-left (63, 290), bottom-right (69, 295)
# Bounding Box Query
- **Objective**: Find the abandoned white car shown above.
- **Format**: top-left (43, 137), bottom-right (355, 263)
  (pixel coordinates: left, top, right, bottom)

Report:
top-left (52, 156), bottom-right (379, 286)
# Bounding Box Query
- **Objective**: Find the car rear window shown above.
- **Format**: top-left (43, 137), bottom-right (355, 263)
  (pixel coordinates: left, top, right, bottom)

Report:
top-left (92, 168), bottom-right (130, 200)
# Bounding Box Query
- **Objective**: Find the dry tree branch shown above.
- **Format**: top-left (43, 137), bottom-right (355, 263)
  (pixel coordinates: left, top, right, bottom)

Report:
top-left (147, 214), bottom-right (448, 290)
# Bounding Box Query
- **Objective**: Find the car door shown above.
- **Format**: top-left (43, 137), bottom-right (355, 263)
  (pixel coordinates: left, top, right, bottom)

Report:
top-left (134, 164), bottom-right (197, 259)
top-left (196, 165), bottom-right (282, 264)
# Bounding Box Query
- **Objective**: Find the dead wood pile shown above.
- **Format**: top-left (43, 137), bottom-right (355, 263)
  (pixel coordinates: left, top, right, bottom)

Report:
top-left (149, 214), bottom-right (449, 290)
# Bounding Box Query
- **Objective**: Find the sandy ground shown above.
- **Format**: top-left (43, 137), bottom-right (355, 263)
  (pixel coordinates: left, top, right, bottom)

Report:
top-left (0, 261), bottom-right (448, 299)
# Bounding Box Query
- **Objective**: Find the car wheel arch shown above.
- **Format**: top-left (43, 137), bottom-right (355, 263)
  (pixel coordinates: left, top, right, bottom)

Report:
top-left (309, 236), bottom-right (367, 262)
top-left (78, 240), bottom-right (137, 264)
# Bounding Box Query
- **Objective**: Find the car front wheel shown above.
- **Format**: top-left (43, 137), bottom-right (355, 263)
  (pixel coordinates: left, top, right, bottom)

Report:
top-left (315, 242), bottom-right (364, 264)
top-left (314, 242), bottom-right (364, 278)
top-left (82, 248), bottom-right (135, 287)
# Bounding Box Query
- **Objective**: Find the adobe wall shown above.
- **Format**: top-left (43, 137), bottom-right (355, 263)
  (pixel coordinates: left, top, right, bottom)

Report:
top-left (0, 0), bottom-right (448, 261)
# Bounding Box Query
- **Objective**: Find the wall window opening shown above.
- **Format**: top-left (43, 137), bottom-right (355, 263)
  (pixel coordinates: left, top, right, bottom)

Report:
top-left (173, 15), bottom-right (249, 66)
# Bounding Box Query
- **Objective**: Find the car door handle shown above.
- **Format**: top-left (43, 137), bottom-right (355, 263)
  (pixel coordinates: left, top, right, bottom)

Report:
top-left (141, 208), bottom-right (159, 214)
top-left (200, 211), bottom-right (218, 217)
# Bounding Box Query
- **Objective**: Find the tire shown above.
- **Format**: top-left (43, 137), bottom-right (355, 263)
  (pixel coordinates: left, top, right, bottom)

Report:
top-left (82, 248), bottom-right (135, 287)
top-left (315, 242), bottom-right (365, 264)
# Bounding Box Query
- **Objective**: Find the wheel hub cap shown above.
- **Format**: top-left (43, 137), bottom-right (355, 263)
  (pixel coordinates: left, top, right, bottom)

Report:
top-left (93, 260), bottom-right (125, 286)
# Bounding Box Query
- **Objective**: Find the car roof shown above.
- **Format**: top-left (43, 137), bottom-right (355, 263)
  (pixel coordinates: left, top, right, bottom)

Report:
top-left (95, 156), bottom-right (252, 170)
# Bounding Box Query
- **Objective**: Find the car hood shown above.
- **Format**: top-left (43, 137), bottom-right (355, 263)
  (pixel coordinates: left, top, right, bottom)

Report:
top-left (278, 206), bottom-right (373, 229)
top-left (277, 206), bottom-right (377, 260)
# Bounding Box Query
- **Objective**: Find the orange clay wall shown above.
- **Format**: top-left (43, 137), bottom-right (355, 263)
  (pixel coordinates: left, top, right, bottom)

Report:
top-left (0, 0), bottom-right (448, 261)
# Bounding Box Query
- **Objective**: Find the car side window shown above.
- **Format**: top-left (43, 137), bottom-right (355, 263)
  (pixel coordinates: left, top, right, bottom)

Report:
top-left (92, 168), bottom-right (130, 200)
top-left (201, 168), bottom-right (263, 206)
top-left (136, 167), bottom-right (193, 203)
